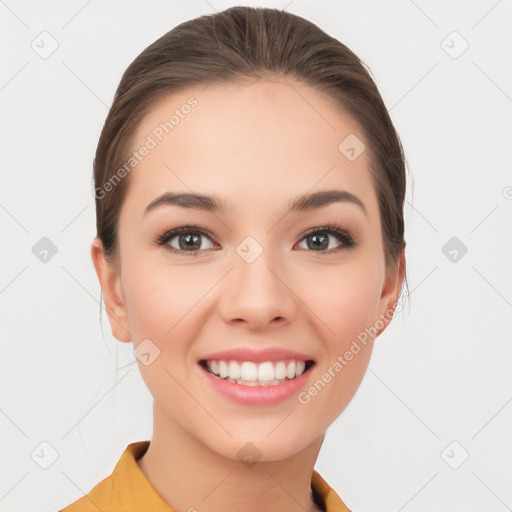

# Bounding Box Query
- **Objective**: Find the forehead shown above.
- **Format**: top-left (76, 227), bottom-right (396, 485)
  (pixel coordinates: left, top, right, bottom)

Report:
top-left (123, 78), bottom-right (378, 220)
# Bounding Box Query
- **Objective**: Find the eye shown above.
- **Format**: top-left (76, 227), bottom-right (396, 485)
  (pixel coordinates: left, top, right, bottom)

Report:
top-left (155, 222), bottom-right (356, 256)
top-left (295, 223), bottom-right (356, 253)
top-left (155, 225), bottom-right (218, 256)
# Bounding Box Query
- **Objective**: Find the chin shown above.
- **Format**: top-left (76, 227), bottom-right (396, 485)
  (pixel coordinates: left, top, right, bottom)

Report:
top-left (202, 426), bottom-right (320, 465)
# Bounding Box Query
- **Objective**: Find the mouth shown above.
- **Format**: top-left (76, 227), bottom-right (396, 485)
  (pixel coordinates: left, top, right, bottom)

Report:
top-left (198, 358), bottom-right (315, 387)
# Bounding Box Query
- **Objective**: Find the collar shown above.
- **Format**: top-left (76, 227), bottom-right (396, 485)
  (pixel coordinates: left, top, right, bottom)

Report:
top-left (108, 440), bottom-right (351, 511)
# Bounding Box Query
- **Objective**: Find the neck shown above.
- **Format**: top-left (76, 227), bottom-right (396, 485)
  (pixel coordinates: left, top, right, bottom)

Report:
top-left (136, 403), bottom-right (325, 512)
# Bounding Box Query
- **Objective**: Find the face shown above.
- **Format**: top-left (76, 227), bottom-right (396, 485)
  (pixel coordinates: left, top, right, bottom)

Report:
top-left (92, 78), bottom-right (404, 462)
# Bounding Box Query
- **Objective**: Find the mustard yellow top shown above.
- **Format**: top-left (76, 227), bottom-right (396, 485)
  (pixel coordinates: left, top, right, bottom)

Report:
top-left (59, 441), bottom-right (351, 512)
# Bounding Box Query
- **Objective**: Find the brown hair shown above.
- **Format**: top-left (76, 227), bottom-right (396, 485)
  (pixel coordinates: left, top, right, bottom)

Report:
top-left (93, 6), bottom-right (409, 299)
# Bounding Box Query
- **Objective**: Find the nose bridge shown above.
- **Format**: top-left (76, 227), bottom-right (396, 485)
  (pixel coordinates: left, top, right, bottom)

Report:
top-left (219, 234), bottom-right (295, 327)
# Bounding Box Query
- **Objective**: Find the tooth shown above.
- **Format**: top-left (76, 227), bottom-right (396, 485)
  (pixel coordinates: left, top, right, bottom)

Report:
top-left (240, 361), bottom-right (258, 381)
top-left (257, 362), bottom-right (275, 382)
top-left (295, 360), bottom-right (306, 377)
top-left (228, 360), bottom-right (241, 379)
top-left (236, 379), bottom-right (259, 386)
top-left (274, 361), bottom-right (286, 380)
top-left (286, 361), bottom-right (296, 379)
top-left (218, 360), bottom-right (228, 379)
top-left (207, 358), bottom-right (310, 383)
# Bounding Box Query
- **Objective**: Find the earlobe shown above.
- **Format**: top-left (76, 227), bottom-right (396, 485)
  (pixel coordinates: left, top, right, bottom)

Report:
top-left (90, 237), bottom-right (132, 342)
top-left (376, 249), bottom-right (406, 337)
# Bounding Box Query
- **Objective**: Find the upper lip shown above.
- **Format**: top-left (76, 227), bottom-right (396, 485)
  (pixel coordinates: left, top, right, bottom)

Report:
top-left (199, 347), bottom-right (315, 363)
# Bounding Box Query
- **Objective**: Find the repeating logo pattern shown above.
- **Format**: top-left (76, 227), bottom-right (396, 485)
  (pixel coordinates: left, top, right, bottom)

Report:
top-left (1, 2), bottom-right (510, 511)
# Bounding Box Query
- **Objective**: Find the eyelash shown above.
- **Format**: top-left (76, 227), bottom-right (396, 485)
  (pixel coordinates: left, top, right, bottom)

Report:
top-left (154, 222), bottom-right (357, 256)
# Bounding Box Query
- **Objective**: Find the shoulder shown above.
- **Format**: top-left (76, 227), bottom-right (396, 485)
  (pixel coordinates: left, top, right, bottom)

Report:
top-left (58, 475), bottom-right (114, 511)
top-left (312, 469), bottom-right (353, 512)
top-left (58, 441), bottom-right (152, 512)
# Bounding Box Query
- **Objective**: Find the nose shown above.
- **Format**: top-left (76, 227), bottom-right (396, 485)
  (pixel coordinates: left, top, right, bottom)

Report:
top-left (219, 248), bottom-right (296, 330)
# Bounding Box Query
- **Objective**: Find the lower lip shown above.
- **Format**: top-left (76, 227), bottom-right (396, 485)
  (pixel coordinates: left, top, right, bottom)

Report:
top-left (199, 363), bottom-right (314, 405)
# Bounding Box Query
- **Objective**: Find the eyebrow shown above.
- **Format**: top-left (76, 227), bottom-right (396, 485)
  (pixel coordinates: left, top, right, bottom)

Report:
top-left (144, 189), bottom-right (367, 217)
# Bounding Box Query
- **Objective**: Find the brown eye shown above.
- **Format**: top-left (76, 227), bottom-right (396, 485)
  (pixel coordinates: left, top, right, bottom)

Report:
top-left (296, 225), bottom-right (356, 253)
top-left (156, 226), bottom-right (217, 255)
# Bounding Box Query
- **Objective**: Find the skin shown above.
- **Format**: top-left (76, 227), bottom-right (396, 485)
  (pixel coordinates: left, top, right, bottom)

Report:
top-left (91, 77), bottom-right (405, 512)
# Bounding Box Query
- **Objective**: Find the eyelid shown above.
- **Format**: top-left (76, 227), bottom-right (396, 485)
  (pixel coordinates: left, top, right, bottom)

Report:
top-left (155, 224), bottom-right (219, 251)
top-left (155, 223), bottom-right (357, 254)
top-left (296, 223), bottom-right (357, 251)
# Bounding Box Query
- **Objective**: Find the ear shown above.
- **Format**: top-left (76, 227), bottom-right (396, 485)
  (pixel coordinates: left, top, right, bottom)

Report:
top-left (375, 248), bottom-right (406, 337)
top-left (90, 237), bottom-right (131, 342)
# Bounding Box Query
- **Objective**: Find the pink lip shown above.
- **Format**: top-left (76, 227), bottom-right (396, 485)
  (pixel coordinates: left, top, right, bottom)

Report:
top-left (199, 347), bottom-right (314, 363)
top-left (198, 362), bottom-right (314, 405)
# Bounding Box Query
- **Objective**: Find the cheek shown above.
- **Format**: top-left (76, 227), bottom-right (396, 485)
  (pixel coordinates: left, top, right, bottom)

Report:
top-left (294, 258), bottom-right (382, 346)
top-left (120, 259), bottom-right (200, 401)
top-left (296, 274), bottom-right (378, 426)
top-left (121, 250), bottom-right (202, 338)
top-left (298, 262), bottom-right (381, 420)
top-left (121, 272), bottom-right (164, 339)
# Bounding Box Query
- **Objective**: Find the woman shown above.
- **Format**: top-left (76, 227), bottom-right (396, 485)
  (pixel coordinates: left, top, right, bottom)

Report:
top-left (61, 5), bottom-right (408, 511)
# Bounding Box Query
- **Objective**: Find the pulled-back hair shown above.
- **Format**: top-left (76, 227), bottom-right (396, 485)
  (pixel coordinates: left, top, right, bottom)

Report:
top-left (93, 6), bottom-right (408, 297)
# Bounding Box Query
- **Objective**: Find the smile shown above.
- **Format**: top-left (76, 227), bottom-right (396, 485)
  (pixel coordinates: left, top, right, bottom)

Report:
top-left (199, 359), bottom-right (315, 387)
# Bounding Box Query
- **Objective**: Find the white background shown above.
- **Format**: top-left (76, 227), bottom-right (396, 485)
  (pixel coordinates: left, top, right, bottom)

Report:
top-left (1, 1), bottom-right (511, 511)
